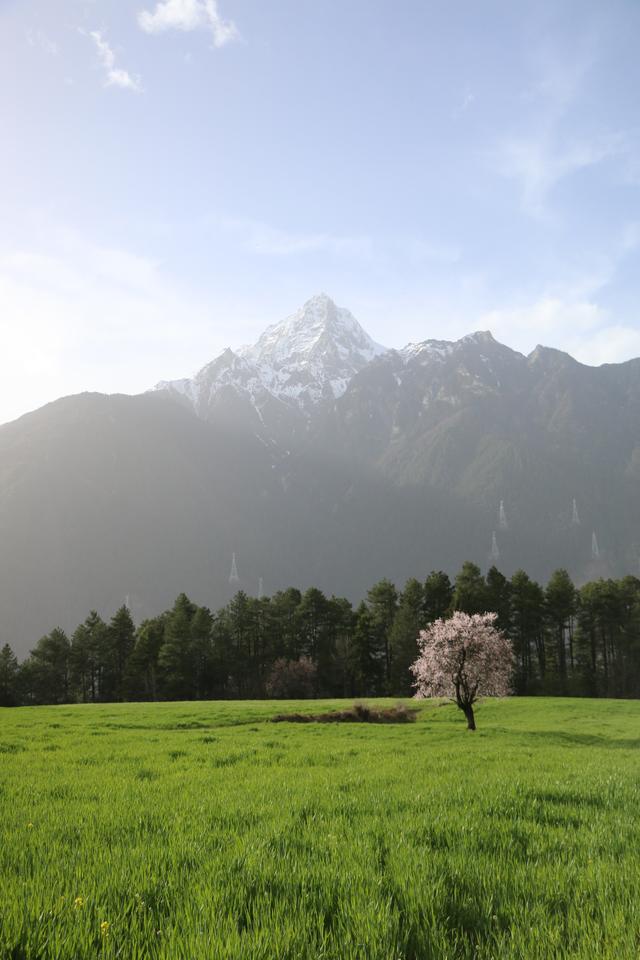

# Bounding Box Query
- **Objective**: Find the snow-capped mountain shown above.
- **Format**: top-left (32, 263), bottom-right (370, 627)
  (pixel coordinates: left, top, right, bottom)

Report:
top-left (155, 294), bottom-right (387, 424)
top-left (238, 293), bottom-right (386, 407)
top-left (4, 298), bottom-right (640, 655)
top-left (155, 295), bottom-right (520, 433)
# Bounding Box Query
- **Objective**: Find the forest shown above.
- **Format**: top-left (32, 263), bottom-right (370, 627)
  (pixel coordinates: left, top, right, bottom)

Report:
top-left (1, 562), bottom-right (639, 706)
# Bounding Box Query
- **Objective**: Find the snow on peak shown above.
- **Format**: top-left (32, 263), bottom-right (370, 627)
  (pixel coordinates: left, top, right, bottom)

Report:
top-left (236, 294), bottom-right (387, 407)
top-left (399, 330), bottom-right (505, 365)
top-left (400, 340), bottom-right (455, 363)
top-left (155, 295), bottom-right (388, 418)
top-left (240, 294), bottom-right (386, 369)
top-left (460, 330), bottom-right (496, 346)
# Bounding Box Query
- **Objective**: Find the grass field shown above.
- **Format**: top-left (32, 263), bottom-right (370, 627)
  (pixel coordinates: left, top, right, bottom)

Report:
top-left (0, 697), bottom-right (638, 959)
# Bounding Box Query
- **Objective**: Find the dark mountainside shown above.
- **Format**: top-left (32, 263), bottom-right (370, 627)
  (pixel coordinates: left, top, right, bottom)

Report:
top-left (1, 294), bottom-right (639, 656)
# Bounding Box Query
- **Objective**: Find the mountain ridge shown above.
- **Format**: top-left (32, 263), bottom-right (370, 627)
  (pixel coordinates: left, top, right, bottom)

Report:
top-left (154, 294), bottom-right (637, 435)
top-left (1, 293), bottom-right (639, 656)
top-left (155, 293), bottom-right (387, 423)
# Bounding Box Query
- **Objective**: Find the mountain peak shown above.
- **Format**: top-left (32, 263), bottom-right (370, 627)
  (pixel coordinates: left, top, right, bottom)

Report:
top-left (232, 295), bottom-right (387, 409)
top-left (156, 296), bottom-right (388, 418)
top-left (527, 344), bottom-right (578, 369)
top-left (461, 330), bottom-right (496, 346)
top-left (303, 291), bottom-right (337, 310)
top-left (240, 294), bottom-right (386, 369)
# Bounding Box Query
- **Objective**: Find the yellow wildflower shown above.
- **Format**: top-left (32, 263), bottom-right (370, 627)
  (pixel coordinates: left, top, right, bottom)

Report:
top-left (100, 921), bottom-right (110, 937)
top-left (74, 897), bottom-right (85, 909)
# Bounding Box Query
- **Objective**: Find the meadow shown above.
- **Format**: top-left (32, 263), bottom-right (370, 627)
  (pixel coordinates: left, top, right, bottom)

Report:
top-left (0, 697), bottom-right (638, 959)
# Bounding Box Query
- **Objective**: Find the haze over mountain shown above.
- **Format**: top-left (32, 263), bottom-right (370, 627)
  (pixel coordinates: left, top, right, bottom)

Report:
top-left (1, 293), bottom-right (639, 657)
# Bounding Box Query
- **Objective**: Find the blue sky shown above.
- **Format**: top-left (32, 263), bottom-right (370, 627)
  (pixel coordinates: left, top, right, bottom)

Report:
top-left (1, 0), bottom-right (639, 423)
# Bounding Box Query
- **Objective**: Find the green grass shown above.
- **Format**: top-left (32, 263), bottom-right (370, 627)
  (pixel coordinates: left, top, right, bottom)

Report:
top-left (0, 697), bottom-right (638, 959)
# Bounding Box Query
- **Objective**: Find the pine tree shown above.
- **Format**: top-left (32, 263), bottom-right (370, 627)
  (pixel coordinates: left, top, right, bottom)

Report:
top-left (332, 597), bottom-right (356, 697)
top-left (348, 602), bottom-right (378, 696)
top-left (423, 571), bottom-right (453, 622)
top-left (27, 628), bottom-right (71, 704)
top-left (315, 596), bottom-right (352, 697)
top-left (485, 566), bottom-right (512, 634)
top-left (158, 593), bottom-right (197, 700)
top-left (209, 613), bottom-right (233, 698)
top-left (576, 579), bottom-right (627, 697)
top-left (298, 588), bottom-right (329, 663)
top-left (221, 591), bottom-right (252, 697)
top-left (366, 579), bottom-right (398, 690)
top-left (577, 580), bottom-right (605, 695)
top-left (509, 570), bottom-right (545, 692)
top-left (125, 616), bottom-right (165, 700)
top-left (102, 606), bottom-right (136, 701)
top-left (452, 562), bottom-right (489, 615)
top-left (0, 643), bottom-right (20, 706)
top-left (389, 578), bottom-right (425, 695)
top-left (619, 576), bottom-right (640, 698)
top-left (545, 569), bottom-right (577, 694)
top-left (70, 611), bottom-right (108, 702)
top-left (190, 606), bottom-right (214, 699)
top-left (269, 588), bottom-right (302, 661)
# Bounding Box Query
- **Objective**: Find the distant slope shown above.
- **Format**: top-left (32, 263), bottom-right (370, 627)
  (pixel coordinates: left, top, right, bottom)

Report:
top-left (313, 334), bottom-right (640, 579)
top-left (2, 294), bottom-right (640, 655)
top-left (0, 391), bottom-right (479, 656)
top-left (0, 392), bottom-right (281, 654)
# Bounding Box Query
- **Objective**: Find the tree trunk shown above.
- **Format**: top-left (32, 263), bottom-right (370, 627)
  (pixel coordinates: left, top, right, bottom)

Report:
top-left (462, 703), bottom-right (476, 730)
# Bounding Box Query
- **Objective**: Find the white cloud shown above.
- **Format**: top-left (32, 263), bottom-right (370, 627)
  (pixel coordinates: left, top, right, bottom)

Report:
top-left (0, 230), bottom-right (220, 425)
top-left (478, 296), bottom-right (640, 366)
top-left (571, 325), bottom-right (640, 366)
top-left (493, 41), bottom-right (622, 219)
top-left (472, 220), bottom-right (640, 364)
top-left (480, 296), bottom-right (604, 346)
top-left (89, 30), bottom-right (142, 92)
top-left (138, 0), bottom-right (239, 47)
top-left (497, 132), bottom-right (621, 220)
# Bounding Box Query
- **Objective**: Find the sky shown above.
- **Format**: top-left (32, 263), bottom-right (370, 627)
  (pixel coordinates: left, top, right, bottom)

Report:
top-left (1, 0), bottom-right (639, 424)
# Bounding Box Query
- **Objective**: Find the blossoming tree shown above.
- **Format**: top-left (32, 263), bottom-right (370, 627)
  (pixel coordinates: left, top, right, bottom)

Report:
top-left (410, 611), bottom-right (513, 730)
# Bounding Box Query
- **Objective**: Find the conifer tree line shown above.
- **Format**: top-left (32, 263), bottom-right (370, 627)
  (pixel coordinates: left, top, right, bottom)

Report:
top-left (1, 562), bottom-right (639, 706)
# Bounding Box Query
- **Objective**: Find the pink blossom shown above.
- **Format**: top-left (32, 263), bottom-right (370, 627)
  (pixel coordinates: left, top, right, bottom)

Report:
top-left (411, 611), bottom-right (513, 729)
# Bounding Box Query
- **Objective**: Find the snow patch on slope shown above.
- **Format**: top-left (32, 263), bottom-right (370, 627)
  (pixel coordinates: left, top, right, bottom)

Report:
top-left (400, 340), bottom-right (455, 363)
